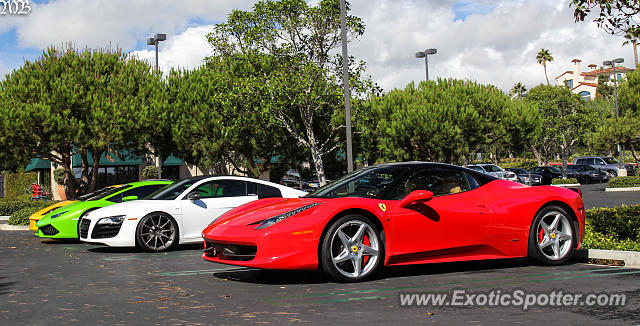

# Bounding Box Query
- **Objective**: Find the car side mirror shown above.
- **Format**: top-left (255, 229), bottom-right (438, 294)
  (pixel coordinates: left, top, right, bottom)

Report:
top-left (399, 190), bottom-right (433, 208)
top-left (187, 192), bottom-right (201, 201)
top-left (122, 195), bottom-right (138, 202)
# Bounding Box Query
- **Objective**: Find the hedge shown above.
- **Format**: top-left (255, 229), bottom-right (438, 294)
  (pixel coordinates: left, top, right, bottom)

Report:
top-left (551, 178), bottom-right (579, 185)
top-left (608, 176), bottom-right (640, 188)
top-left (499, 160), bottom-right (539, 169)
top-left (4, 172), bottom-right (37, 198)
top-left (0, 200), bottom-right (51, 217)
top-left (8, 202), bottom-right (50, 226)
top-left (583, 204), bottom-right (640, 252)
top-left (142, 166), bottom-right (159, 179)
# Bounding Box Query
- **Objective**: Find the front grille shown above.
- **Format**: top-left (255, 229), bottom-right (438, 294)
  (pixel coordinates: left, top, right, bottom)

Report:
top-left (91, 223), bottom-right (123, 239)
top-left (79, 219), bottom-right (91, 238)
top-left (40, 224), bottom-right (59, 236)
top-left (204, 240), bottom-right (256, 261)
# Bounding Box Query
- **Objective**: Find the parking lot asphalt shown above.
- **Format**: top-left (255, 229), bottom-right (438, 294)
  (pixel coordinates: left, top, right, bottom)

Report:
top-left (578, 182), bottom-right (640, 209)
top-left (1, 230), bottom-right (639, 325)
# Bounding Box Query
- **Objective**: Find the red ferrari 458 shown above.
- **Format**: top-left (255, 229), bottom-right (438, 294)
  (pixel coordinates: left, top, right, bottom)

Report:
top-left (202, 162), bottom-right (585, 282)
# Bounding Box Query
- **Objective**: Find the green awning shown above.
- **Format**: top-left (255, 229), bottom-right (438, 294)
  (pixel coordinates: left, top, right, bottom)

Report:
top-left (25, 158), bottom-right (51, 172)
top-left (72, 149), bottom-right (143, 168)
top-left (162, 154), bottom-right (184, 167)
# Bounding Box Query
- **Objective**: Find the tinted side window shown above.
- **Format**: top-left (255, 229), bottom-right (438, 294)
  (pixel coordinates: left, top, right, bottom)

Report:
top-left (189, 180), bottom-right (247, 199)
top-left (246, 182), bottom-right (257, 196)
top-left (394, 168), bottom-right (471, 199)
top-left (108, 185), bottom-right (165, 203)
top-left (576, 159), bottom-right (587, 165)
top-left (257, 184), bottom-right (282, 199)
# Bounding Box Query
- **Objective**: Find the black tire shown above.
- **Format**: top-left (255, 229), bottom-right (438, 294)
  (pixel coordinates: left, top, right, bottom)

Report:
top-left (135, 212), bottom-right (179, 252)
top-left (607, 170), bottom-right (617, 179)
top-left (527, 205), bottom-right (576, 265)
top-left (320, 214), bottom-right (384, 282)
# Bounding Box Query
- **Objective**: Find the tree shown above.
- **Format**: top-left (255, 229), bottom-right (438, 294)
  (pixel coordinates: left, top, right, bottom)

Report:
top-left (166, 60), bottom-right (293, 178)
top-left (363, 79), bottom-right (539, 165)
top-left (570, 0), bottom-right (640, 36)
top-left (510, 82), bottom-right (527, 98)
top-left (596, 74), bottom-right (614, 99)
top-left (207, 0), bottom-right (371, 185)
top-left (525, 85), bottom-right (596, 176)
top-left (0, 46), bottom-right (165, 198)
top-left (622, 26), bottom-right (640, 67)
top-left (536, 48), bottom-right (554, 85)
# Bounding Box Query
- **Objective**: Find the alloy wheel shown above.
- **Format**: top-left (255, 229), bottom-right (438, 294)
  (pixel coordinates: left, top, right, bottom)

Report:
top-left (330, 220), bottom-right (380, 279)
top-left (536, 211), bottom-right (573, 261)
top-left (139, 214), bottom-right (176, 251)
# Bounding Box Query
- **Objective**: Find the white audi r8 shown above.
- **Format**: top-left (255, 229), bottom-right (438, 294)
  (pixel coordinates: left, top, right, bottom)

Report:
top-left (79, 176), bottom-right (307, 252)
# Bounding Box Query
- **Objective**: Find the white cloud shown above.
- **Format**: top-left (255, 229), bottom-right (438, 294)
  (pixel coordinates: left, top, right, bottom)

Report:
top-left (348, 0), bottom-right (636, 92)
top-left (4, 0), bottom-right (255, 49)
top-left (130, 25), bottom-right (213, 74)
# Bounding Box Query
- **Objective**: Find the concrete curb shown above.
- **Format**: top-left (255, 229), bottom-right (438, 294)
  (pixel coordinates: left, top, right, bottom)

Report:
top-left (604, 187), bottom-right (640, 192)
top-left (0, 224), bottom-right (30, 231)
top-left (552, 184), bottom-right (581, 187)
top-left (576, 249), bottom-right (640, 268)
top-left (0, 216), bottom-right (9, 221)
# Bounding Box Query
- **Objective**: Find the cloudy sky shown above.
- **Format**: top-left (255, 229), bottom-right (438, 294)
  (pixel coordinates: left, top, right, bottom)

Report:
top-left (0, 0), bottom-right (635, 92)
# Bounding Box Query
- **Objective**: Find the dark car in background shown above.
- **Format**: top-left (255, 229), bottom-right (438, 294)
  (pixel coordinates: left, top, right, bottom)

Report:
top-left (504, 168), bottom-right (543, 185)
top-left (529, 166), bottom-right (577, 185)
top-left (566, 164), bottom-right (608, 184)
top-left (573, 156), bottom-right (636, 178)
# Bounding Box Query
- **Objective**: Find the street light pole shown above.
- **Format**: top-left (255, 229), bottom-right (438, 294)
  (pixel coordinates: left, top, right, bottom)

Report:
top-left (603, 58), bottom-right (625, 175)
top-left (340, 0), bottom-right (353, 173)
top-left (147, 33), bottom-right (166, 178)
top-left (415, 48), bottom-right (437, 81)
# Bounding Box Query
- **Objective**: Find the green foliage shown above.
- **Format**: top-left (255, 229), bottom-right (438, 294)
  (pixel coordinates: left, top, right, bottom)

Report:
top-left (570, 0), bottom-right (640, 36)
top-left (53, 168), bottom-right (65, 185)
top-left (583, 204), bottom-right (640, 251)
top-left (8, 202), bottom-right (50, 226)
top-left (206, 0), bottom-right (374, 184)
top-left (0, 46), bottom-right (168, 198)
top-left (525, 85), bottom-right (596, 166)
top-left (363, 80), bottom-right (540, 164)
top-left (3, 172), bottom-right (37, 198)
top-left (500, 160), bottom-right (539, 169)
top-left (0, 200), bottom-right (49, 216)
top-left (608, 176), bottom-right (640, 188)
top-left (551, 178), bottom-right (579, 185)
top-left (142, 166), bottom-right (159, 180)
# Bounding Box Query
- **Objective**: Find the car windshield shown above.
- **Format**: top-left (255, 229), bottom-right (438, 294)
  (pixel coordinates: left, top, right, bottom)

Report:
top-left (467, 166), bottom-right (485, 172)
top-left (78, 186), bottom-right (113, 201)
top-left (603, 157), bottom-right (619, 164)
top-left (84, 185), bottom-right (130, 201)
top-left (482, 165), bottom-right (503, 172)
top-left (510, 168), bottom-right (528, 174)
top-left (306, 166), bottom-right (408, 199)
top-left (147, 179), bottom-right (195, 200)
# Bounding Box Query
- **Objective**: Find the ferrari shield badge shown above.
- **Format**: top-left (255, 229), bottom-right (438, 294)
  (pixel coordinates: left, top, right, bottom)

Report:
top-left (378, 203), bottom-right (386, 212)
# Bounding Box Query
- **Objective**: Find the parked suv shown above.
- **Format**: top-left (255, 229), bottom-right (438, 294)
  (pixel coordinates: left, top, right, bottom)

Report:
top-left (467, 164), bottom-right (518, 182)
top-left (573, 156), bottom-right (636, 178)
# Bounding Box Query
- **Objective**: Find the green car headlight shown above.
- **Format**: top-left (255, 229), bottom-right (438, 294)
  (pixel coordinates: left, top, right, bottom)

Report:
top-left (252, 203), bottom-right (320, 230)
top-left (50, 211), bottom-right (68, 219)
top-left (96, 215), bottom-right (126, 225)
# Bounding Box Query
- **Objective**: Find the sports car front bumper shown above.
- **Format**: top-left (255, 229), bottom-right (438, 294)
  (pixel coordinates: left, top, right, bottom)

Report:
top-left (202, 226), bottom-right (320, 270)
top-left (79, 217), bottom-right (137, 247)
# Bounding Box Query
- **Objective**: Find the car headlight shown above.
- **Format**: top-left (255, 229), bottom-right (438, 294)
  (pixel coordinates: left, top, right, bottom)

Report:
top-left (96, 215), bottom-right (126, 225)
top-left (50, 211), bottom-right (68, 219)
top-left (252, 203), bottom-right (320, 230)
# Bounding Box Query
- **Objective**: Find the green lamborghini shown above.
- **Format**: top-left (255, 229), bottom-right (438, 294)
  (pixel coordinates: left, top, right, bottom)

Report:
top-left (35, 180), bottom-right (172, 239)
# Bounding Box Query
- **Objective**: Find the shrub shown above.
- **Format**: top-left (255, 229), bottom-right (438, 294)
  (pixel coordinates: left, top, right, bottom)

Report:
top-left (142, 166), bottom-right (159, 179)
top-left (500, 160), bottom-right (538, 169)
top-left (551, 178), bottom-right (579, 185)
top-left (8, 203), bottom-right (49, 226)
top-left (608, 176), bottom-right (640, 188)
top-left (582, 224), bottom-right (640, 252)
top-left (4, 172), bottom-right (37, 198)
top-left (586, 205), bottom-right (640, 241)
top-left (53, 168), bottom-right (65, 185)
top-left (0, 200), bottom-right (51, 217)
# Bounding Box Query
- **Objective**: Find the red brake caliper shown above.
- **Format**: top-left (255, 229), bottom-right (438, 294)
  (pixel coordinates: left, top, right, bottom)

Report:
top-left (363, 235), bottom-right (371, 265)
top-left (538, 227), bottom-right (544, 244)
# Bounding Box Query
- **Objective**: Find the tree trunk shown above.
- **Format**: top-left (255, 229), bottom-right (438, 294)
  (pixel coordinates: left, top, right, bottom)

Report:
top-left (633, 40), bottom-right (638, 67)
top-left (80, 148), bottom-right (90, 195)
top-left (629, 141), bottom-right (640, 166)
top-left (62, 152), bottom-right (77, 200)
top-left (89, 150), bottom-right (103, 192)
top-left (544, 65), bottom-right (550, 85)
top-left (561, 149), bottom-right (568, 179)
top-left (530, 145), bottom-right (542, 166)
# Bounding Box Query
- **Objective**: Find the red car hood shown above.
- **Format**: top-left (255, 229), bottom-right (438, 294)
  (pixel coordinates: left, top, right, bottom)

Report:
top-left (208, 197), bottom-right (325, 228)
